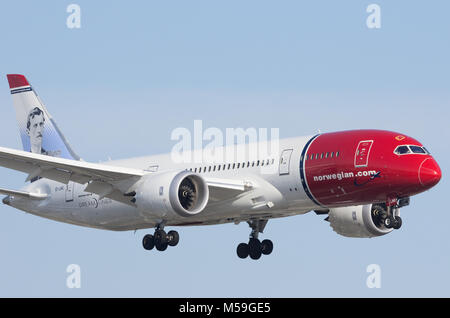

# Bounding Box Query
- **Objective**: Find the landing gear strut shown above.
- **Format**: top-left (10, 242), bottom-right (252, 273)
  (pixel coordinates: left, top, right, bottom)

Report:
top-left (383, 197), bottom-right (402, 230)
top-left (142, 224), bottom-right (179, 252)
top-left (236, 220), bottom-right (273, 260)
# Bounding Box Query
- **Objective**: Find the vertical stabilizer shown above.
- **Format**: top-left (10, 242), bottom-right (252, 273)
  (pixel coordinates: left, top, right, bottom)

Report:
top-left (7, 74), bottom-right (80, 160)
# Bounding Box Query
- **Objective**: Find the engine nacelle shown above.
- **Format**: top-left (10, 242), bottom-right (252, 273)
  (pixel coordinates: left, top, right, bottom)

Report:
top-left (134, 171), bottom-right (209, 218)
top-left (328, 204), bottom-right (398, 238)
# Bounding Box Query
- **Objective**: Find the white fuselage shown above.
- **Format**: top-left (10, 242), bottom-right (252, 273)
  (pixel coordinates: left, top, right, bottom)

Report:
top-left (10, 135), bottom-right (320, 231)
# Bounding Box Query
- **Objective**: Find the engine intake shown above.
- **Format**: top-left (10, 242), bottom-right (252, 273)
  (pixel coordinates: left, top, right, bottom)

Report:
top-left (134, 171), bottom-right (209, 218)
top-left (170, 172), bottom-right (209, 217)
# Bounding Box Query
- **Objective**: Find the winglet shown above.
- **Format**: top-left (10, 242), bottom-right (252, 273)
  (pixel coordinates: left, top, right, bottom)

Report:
top-left (7, 74), bottom-right (30, 89)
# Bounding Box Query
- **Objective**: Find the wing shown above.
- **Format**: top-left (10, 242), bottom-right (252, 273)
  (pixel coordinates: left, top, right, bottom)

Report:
top-left (0, 146), bottom-right (145, 205)
top-left (0, 146), bottom-right (259, 207)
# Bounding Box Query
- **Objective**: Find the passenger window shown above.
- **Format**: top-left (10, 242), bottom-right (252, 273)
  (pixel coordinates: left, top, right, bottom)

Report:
top-left (336, 151), bottom-right (339, 158)
top-left (237, 163), bottom-right (240, 169)
top-left (410, 145), bottom-right (426, 154)
top-left (320, 153), bottom-right (323, 159)
top-left (394, 146), bottom-right (410, 155)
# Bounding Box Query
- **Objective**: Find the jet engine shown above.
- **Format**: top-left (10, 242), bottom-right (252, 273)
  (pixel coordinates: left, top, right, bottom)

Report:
top-left (327, 204), bottom-right (398, 238)
top-left (133, 171), bottom-right (209, 218)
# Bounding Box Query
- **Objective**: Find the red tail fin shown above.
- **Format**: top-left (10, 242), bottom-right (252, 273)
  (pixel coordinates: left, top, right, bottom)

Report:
top-left (7, 74), bottom-right (30, 89)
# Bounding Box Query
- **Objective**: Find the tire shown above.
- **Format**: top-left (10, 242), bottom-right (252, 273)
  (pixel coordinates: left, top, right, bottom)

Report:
top-left (154, 229), bottom-right (168, 251)
top-left (393, 216), bottom-right (402, 230)
top-left (154, 229), bottom-right (167, 244)
top-left (261, 239), bottom-right (273, 255)
top-left (155, 242), bottom-right (168, 251)
top-left (384, 216), bottom-right (394, 229)
top-left (167, 230), bottom-right (180, 247)
top-left (248, 238), bottom-right (262, 260)
top-left (237, 243), bottom-right (249, 259)
top-left (142, 234), bottom-right (155, 250)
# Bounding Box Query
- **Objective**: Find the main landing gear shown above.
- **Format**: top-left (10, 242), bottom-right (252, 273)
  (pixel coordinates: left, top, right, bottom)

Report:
top-left (383, 197), bottom-right (403, 230)
top-left (236, 220), bottom-right (273, 260)
top-left (142, 225), bottom-right (179, 252)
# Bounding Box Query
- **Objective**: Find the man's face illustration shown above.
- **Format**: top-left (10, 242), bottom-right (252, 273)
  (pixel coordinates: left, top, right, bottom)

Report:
top-left (27, 110), bottom-right (45, 153)
top-left (29, 113), bottom-right (44, 140)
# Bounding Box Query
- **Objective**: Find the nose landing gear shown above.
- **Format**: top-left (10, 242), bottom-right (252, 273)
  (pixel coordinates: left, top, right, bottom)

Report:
top-left (383, 197), bottom-right (403, 230)
top-left (236, 220), bottom-right (273, 260)
top-left (384, 215), bottom-right (402, 229)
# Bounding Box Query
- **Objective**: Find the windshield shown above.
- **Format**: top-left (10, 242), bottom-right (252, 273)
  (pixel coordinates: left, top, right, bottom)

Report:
top-left (394, 145), bottom-right (429, 155)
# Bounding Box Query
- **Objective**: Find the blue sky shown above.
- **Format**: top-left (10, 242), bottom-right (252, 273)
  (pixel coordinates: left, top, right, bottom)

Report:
top-left (0, 0), bottom-right (449, 297)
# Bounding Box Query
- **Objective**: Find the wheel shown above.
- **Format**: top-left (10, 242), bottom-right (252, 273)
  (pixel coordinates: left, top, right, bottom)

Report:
top-left (154, 229), bottom-right (167, 243)
top-left (154, 229), bottom-right (168, 251)
top-left (393, 216), bottom-right (402, 230)
top-left (237, 243), bottom-right (249, 259)
top-left (155, 241), bottom-right (168, 251)
top-left (248, 238), bottom-right (262, 260)
top-left (167, 230), bottom-right (180, 247)
top-left (261, 239), bottom-right (273, 255)
top-left (142, 234), bottom-right (155, 250)
top-left (384, 216), bottom-right (394, 229)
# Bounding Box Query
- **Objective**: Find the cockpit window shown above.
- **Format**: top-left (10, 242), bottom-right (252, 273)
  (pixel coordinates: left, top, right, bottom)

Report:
top-left (410, 145), bottom-right (426, 154)
top-left (394, 145), bottom-right (429, 155)
top-left (394, 146), bottom-right (411, 155)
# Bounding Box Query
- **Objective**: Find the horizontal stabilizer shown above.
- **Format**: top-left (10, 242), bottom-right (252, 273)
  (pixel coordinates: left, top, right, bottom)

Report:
top-left (0, 145), bottom-right (145, 205)
top-left (0, 187), bottom-right (48, 200)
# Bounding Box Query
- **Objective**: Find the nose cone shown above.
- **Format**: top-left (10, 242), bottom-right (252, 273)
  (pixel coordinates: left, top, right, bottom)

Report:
top-left (419, 158), bottom-right (442, 189)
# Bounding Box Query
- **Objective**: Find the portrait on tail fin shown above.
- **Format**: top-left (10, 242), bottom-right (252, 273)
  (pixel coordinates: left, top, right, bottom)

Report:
top-left (26, 107), bottom-right (60, 157)
top-left (26, 107), bottom-right (45, 154)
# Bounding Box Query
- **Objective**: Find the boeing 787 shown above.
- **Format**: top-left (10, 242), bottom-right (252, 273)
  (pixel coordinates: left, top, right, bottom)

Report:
top-left (0, 74), bottom-right (441, 260)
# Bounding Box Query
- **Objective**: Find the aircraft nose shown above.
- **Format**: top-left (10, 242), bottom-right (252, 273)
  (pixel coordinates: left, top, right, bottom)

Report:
top-left (419, 158), bottom-right (442, 189)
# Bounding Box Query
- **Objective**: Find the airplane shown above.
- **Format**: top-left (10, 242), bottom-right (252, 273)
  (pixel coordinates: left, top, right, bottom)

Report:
top-left (0, 74), bottom-right (442, 260)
